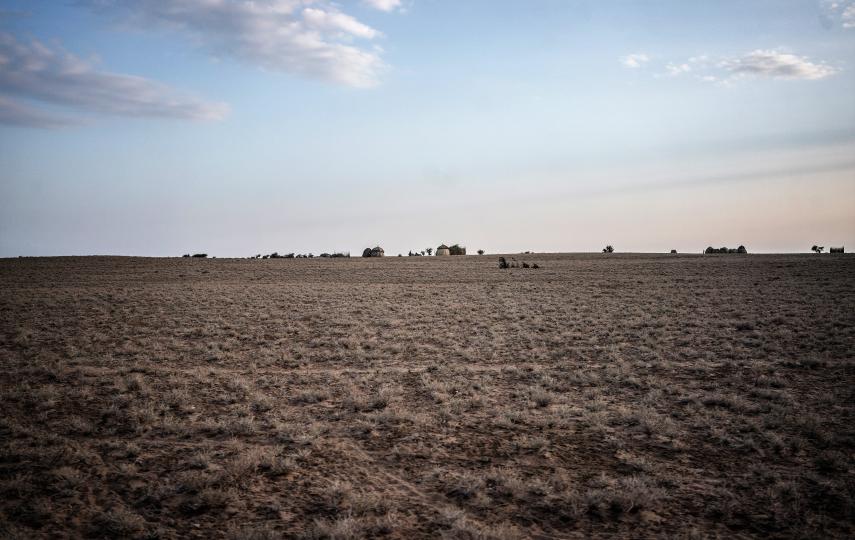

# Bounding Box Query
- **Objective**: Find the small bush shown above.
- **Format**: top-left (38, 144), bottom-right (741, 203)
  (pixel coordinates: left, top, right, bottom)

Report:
top-left (477, 249), bottom-right (484, 255)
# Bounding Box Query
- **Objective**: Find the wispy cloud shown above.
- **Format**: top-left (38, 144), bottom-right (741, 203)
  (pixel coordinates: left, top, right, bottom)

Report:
top-left (624, 48), bottom-right (838, 82)
top-left (821, 1), bottom-right (855, 28)
top-left (665, 62), bottom-right (691, 76)
top-left (362, 0), bottom-right (403, 12)
top-left (84, 0), bottom-right (391, 88)
top-left (620, 53), bottom-right (649, 68)
top-left (0, 32), bottom-right (228, 127)
top-left (303, 7), bottom-right (380, 39)
top-left (0, 96), bottom-right (75, 128)
top-left (719, 50), bottom-right (838, 80)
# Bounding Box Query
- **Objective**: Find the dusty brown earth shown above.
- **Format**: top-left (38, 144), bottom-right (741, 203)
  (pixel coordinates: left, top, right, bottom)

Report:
top-left (0, 253), bottom-right (853, 539)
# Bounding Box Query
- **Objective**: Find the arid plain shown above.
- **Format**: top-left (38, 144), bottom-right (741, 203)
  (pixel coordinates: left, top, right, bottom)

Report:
top-left (1, 254), bottom-right (853, 539)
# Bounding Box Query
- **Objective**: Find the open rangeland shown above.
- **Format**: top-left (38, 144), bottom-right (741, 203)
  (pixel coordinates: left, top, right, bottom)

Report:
top-left (1, 254), bottom-right (853, 539)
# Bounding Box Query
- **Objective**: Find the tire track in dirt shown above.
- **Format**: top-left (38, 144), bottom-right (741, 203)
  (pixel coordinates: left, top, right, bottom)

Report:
top-left (331, 438), bottom-right (574, 540)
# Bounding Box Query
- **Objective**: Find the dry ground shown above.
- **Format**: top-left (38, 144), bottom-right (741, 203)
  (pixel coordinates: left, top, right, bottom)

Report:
top-left (1, 253), bottom-right (853, 539)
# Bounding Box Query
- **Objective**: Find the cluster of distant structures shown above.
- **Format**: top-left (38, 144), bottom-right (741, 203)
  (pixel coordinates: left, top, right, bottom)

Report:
top-left (179, 243), bottom-right (845, 259)
top-left (363, 244), bottom-right (477, 257)
top-left (811, 245), bottom-right (845, 254)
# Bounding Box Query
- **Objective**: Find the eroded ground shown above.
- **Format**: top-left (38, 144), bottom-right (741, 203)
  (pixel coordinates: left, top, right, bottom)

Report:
top-left (1, 254), bottom-right (853, 538)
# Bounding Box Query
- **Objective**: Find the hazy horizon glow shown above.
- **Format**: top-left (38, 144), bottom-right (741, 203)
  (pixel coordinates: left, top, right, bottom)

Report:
top-left (1, 1), bottom-right (854, 257)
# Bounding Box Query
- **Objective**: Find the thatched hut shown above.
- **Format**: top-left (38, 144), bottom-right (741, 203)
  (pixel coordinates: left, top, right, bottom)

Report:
top-left (436, 244), bottom-right (450, 256)
top-left (370, 246), bottom-right (385, 257)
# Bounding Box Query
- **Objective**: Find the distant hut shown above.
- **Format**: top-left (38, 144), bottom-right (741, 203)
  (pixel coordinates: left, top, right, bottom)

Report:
top-left (670, 249), bottom-right (678, 254)
top-left (830, 246), bottom-right (845, 254)
top-left (370, 246), bottom-right (385, 257)
top-left (436, 244), bottom-right (450, 256)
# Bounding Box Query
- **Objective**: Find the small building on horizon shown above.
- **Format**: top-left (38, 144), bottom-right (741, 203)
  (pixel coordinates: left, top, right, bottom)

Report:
top-left (436, 244), bottom-right (450, 256)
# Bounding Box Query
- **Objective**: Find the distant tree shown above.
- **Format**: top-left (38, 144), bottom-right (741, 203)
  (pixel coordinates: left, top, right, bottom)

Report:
top-left (477, 249), bottom-right (484, 255)
top-left (602, 245), bottom-right (614, 253)
top-left (408, 250), bottom-right (413, 256)
top-left (182, 254), bottom-right (190, 258)
top-left (363, 248), bottom-right (373, 258)
top-left (449, 244), bottom-right (466, 255)
top-left (420, 250), bottom-right (426, 256)
top-left (426, 248), bottom-right (433, 255)
top-left (192, 253), bottom-right (208, 258)
top-left (811, 245), bottom-right (824, 254)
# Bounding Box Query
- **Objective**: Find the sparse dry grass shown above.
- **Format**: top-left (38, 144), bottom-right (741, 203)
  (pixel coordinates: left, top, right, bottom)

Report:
top-left (0, 253), bottom-right (853, 538)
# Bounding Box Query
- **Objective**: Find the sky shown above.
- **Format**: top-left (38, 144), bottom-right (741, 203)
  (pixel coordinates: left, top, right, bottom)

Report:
top-left (0, 0), bottom-right (853, 257)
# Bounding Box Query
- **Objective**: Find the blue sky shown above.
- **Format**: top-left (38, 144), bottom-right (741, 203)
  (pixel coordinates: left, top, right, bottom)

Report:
top-left (1, 0), bottom-right (853, 256)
